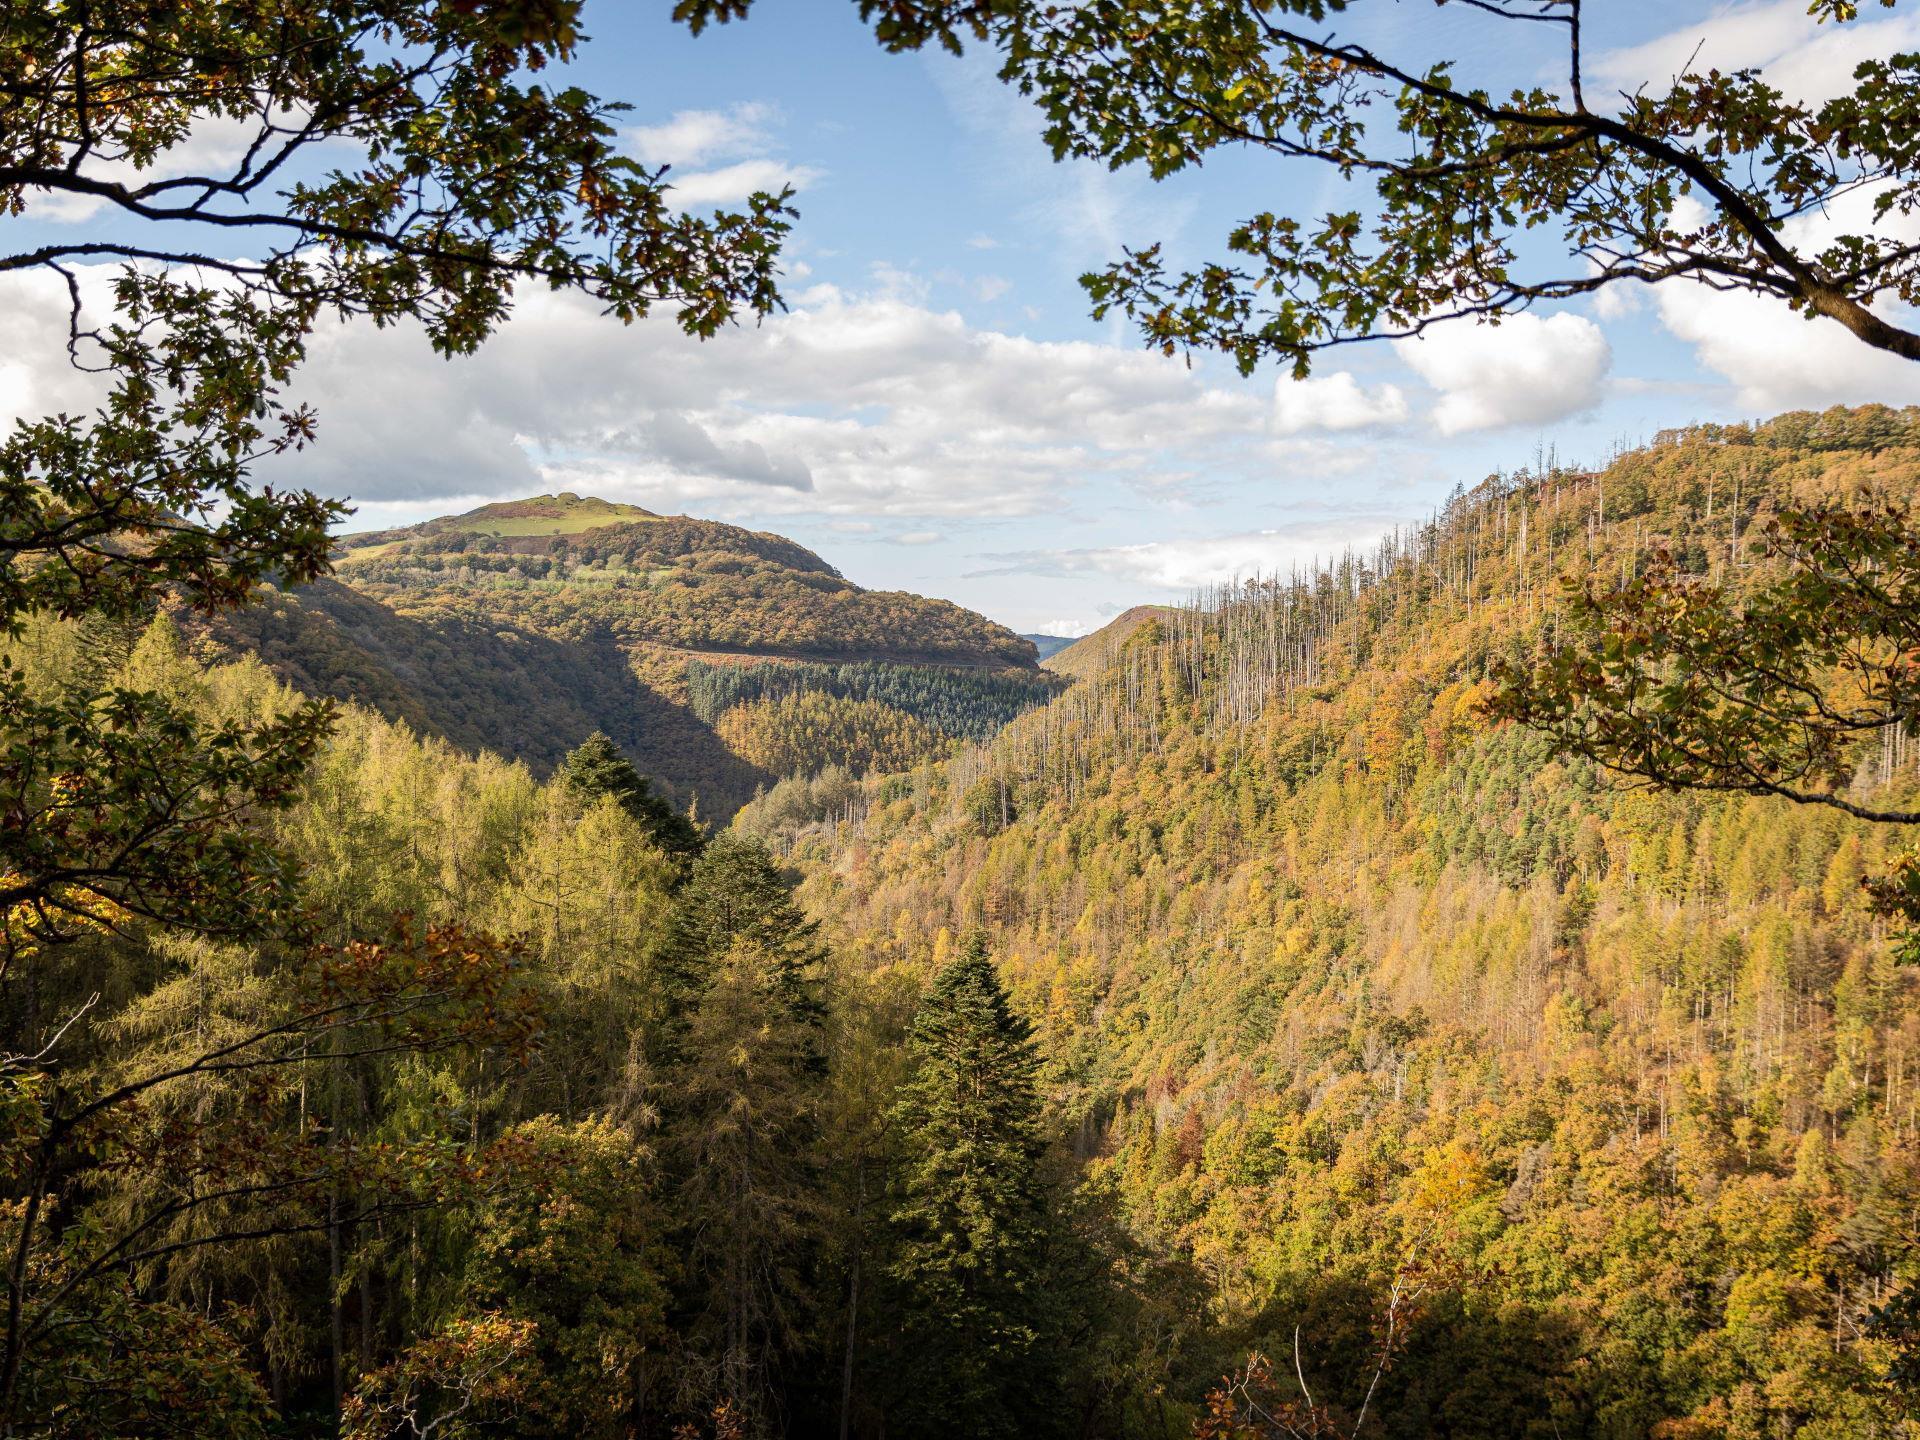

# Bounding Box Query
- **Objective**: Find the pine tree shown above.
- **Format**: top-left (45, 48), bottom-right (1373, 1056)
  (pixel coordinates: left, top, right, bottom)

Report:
top-left (556, 732), bottom-right (705, 859)
top-left (883, 936), bottom-right (1062, 1439)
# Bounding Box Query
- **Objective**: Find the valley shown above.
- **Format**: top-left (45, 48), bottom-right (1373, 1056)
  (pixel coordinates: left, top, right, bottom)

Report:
top-left (11, 7), bottom-right (1920, 1436)
top-left (207, 492), bottom-right (1062, 815)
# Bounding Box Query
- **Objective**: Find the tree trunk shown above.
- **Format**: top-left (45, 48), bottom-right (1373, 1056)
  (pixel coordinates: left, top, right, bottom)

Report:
top-left (839, 1157), bottom-right (865, 1440)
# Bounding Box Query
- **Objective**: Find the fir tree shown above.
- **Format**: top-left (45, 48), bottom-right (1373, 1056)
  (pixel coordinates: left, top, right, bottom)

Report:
top-left (556, 732), bottom-right (705, 860)
top-left (883, 936), bottom-right (1062, 1439)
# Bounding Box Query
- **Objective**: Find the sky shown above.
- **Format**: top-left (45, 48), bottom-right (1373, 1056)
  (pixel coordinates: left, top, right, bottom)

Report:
top-left (7, 0), bottom-right (1920, 637)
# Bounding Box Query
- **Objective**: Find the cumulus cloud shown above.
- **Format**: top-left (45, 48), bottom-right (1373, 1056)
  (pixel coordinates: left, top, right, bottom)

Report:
top-left (1271, 372), bottom-right (1410, 435)
top-left (976, 518), bottom-right (1401, 592)
top-left (0, 263), bottom-right (1281, 521)
top-left (1648, 192), bottom-right (1920, 411)
top-left (1594, 1), bottom-right (1920, 106)
top-left (1394, 313), bottom-right (1611, 435)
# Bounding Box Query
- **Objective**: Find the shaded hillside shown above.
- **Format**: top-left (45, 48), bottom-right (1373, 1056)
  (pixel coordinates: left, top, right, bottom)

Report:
top-left (770, 406), bottom-right (1920, 1435)
top-left (212, 579), bottom-right (763, 810)
top-left (213, 494), bottom-right (1056, 814)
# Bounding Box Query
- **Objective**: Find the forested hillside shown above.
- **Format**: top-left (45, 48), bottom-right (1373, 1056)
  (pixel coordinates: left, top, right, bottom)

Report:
top-left (22, 410), bottom-right (1920, 1440)
top-left (206, 494), bottom-right (1054, 814)
top-left (765, 406), bottom-right (1920, 1437)
top-left (18, 3), bottom-right (1920, 1436)
top-left (331, 493), bottom-right (1031, 669)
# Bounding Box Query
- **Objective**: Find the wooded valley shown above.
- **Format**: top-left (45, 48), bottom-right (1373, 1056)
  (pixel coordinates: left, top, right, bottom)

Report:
top-left (13, 409), bottom-right (1920, 1437)
top-left (11, 2), bottom-right (1920, 1435)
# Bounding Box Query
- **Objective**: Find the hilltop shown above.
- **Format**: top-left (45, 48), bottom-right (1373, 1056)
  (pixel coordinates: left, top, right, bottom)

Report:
top-left (1038, 604), bottom-right (1174, 679)
top-left (211, 494), bottom-right (1059, 814)
top-left (340, 492), bottom-right (663, 550)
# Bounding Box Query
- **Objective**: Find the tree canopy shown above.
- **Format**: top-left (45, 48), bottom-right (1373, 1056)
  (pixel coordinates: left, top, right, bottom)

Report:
top-left (776, 0), bottom-right (1920, 373)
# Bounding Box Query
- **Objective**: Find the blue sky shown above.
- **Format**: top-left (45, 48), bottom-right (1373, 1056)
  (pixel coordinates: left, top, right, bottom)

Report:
top-left (7, 1), bottom-right (1920, 636)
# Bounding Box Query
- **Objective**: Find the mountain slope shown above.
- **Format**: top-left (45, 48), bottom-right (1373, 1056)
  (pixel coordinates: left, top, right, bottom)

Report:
top-left (212, 494), bottom-right (1056, 814)
top-left (1039, 604), bottom-right (1172, 680)
top-left (771, 407), bottom-right (1920, 1434)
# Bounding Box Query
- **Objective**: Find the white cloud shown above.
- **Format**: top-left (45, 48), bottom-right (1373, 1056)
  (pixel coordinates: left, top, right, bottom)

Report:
top-left (979, 519), bottom-right (1400, 592)
top-left (626, 102), bottom-right (778, 167)
top-left (1271, 372), bottom-right (1410, 435)
top-left (668, 158), bottom-right (824, 207)
top-left (0, 263), bottom-right (1279, 522)
top-left (1394, 313), bottom-right (1611, 435)
top-left (1649, 190), bottom-right (1920, 410)
top-left (892, 530), bottom-right (944, 546)
top-left (623, 102), bottom-right (823, 208)
top-left (1035, 618), bottom-right (1092, 637)
top-left (1655, 283), bottom-right (1920, 412)
top-left (1594, 1), bottom-right (1920, 106)
top-left (973, 275), bottom-right (1012, 303)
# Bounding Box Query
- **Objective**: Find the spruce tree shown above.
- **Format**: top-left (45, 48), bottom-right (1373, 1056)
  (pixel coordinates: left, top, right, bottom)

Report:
top-left (555, 732), bottom-right (705, 860)
top-left (884, 936), bottom-right (1062, 1438)
top-left (663, 833), bottom-right (827, 1037)
top-left (669, 939), bottom-right (827, 1428)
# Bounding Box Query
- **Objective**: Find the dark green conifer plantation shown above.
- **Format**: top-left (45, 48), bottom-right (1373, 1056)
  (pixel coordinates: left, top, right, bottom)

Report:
top-left (883, 936), bottom-right (1063, 1439)
top-left (555, 732), bottom-right (707, 860)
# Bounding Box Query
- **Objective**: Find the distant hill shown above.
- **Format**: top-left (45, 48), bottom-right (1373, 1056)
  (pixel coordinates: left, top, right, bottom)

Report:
top-left (208, 494), bottom-right (1054, 815)
top-left (1041, 605), bottom-right (1173, 679)
top-left (1020, 632), bottom-right (1080, 661)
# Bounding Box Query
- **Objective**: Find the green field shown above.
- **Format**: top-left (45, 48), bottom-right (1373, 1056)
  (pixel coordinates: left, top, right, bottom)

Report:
top-left (338, 493), bottom-right (663, 555)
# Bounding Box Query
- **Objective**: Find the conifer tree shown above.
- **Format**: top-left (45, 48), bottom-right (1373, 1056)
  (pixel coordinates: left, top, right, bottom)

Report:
top-left (655, 836), bottom-right (830, 1429)
top-left (663, 834), bottom-right (827, 1038)
top-left (883, 936), bottom-right (1062, 1439)
top-left (668, 939), bottom-right (828, 1430)
top-left (556, 732), bottom-right (706, 860)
